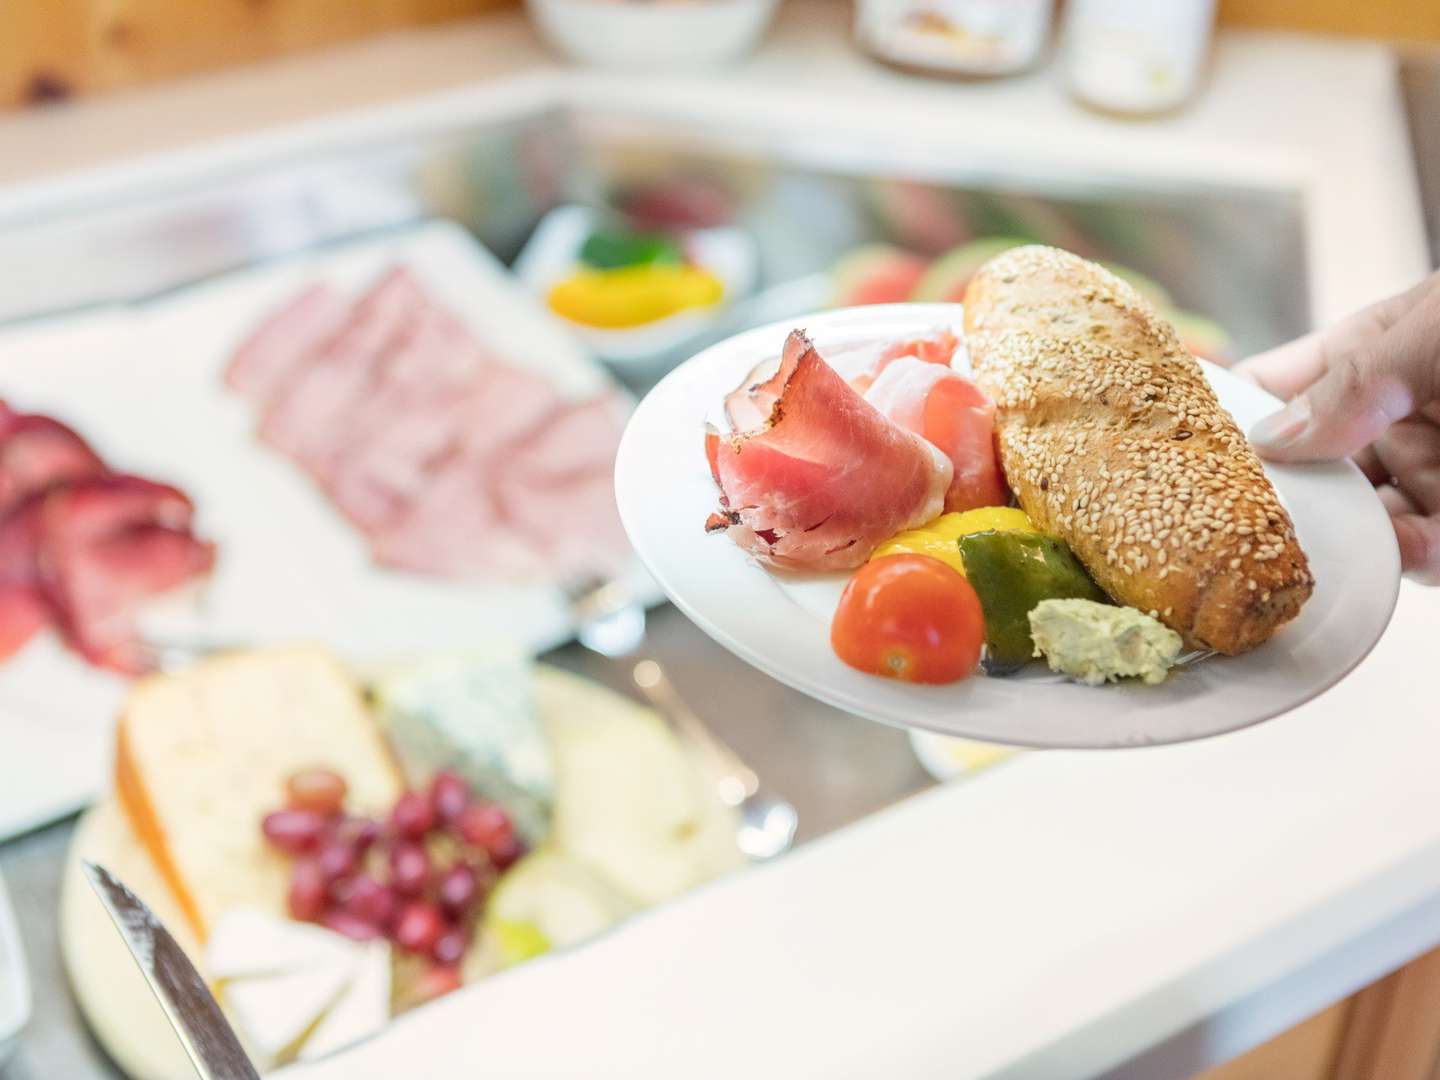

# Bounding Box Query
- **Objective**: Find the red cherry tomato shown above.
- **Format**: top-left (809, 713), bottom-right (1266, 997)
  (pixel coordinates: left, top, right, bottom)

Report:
top-left (830, 554), bottom-right (984, 684)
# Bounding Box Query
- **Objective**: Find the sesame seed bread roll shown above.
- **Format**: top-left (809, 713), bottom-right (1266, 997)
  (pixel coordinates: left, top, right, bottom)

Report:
top-left (963, 246), bottom-right (1312, 655)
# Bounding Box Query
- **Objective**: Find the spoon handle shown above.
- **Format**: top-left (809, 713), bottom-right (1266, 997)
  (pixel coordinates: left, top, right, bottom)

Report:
top-left (633, 659), bottom-right (759, 806)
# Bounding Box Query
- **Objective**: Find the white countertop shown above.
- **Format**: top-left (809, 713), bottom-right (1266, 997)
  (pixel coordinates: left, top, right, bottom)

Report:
top-left (2, 4), bottom-right (1434, 1076)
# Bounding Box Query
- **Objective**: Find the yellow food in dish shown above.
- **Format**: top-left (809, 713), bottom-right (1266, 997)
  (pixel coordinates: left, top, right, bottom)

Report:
top-left (870, 506), bottom-right (1035, 575)
top-left (548, 264), bottom-right (725, 328)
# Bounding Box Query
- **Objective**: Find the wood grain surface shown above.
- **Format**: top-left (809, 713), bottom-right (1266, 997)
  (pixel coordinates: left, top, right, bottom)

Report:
top-left (0, 0), bottom-right (507, 108)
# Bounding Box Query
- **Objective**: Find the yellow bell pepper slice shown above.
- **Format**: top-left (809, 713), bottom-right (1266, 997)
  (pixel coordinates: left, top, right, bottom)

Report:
top-left (871, 506), bottom-right (1035, 576)
top-left (548, 264), bottom-right (725, 329)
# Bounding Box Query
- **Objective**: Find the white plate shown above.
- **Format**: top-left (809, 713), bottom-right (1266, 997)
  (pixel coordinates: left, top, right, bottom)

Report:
top-left (615, 304), bottom-right (1401, 748)
top-left (0, 219), bottom-right (655, 839)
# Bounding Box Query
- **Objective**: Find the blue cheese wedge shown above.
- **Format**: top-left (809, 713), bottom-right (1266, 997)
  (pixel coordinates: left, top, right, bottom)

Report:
top-left (374, 648), bottom-right (553, 844)
top-left (1028, 599), bottom-right (1183, 686)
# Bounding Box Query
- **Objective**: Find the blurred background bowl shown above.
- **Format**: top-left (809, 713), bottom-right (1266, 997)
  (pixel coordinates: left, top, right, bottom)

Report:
top-left (525, 0), bottom-right (780, 70)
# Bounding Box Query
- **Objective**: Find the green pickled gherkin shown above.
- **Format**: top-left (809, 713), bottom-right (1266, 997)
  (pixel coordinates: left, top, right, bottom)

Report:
top-left (957, 530), bottom-right (1109, 673)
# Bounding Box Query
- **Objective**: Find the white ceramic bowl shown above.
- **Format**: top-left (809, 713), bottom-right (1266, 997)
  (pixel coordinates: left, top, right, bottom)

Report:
top-left (526, 0), bottom-right (779, 70)
top-left (513, 204), bottom-right (758, 374)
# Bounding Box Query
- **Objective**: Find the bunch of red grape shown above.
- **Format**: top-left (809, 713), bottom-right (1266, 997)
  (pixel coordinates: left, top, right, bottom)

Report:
top-left (261, 768), bottom-right (524, 984)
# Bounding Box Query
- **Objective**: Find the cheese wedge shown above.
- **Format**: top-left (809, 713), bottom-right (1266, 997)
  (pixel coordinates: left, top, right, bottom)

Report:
top-left (116, 646), bottom-right (403, 938)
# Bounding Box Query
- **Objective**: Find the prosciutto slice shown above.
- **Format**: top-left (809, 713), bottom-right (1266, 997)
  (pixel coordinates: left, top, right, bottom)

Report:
top-left (0, 412), bottom-right (107, 518)
top-left (225, 284), bottom-right (348, 402)
top-left (863, 356), bottom-right (1008, 512)
top-left (705, 331), bottom-right (950, 571)
top-left (0, 474), bottom-right (214, 670)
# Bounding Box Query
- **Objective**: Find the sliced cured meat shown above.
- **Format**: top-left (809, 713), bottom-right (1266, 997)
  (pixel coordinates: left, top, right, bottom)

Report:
top-left (258, 268), bottom-right (424, 469)
top-left (225, 284), bottom-right (348, 403)
top-left (5, 476), bottom-right (212, 673)
top-left (0, 413), bottom-right (107, 518)
top-left (0, 501), bottom-right (50, 660)
top-left (226, 265), bottom-right (633, 585)
top-left (370, 458), bottom-right (510, 578)
top-left (878, 330), bottom-right (960, 369)
top-left (493, 396), bottom-right (629, 577)
top-left (331, 360), bottom-right (563, 534)
top-left (0, 583), bottom-right (49, 660)
top-left (51, 523), bottom-right (216, 673)
top-left (849, 330), bottom-right (961, 395)
top-left (705, 330), bottom-right (951, 571)
top-left (310, 301), bottom-right (487, 489)
top-left (864, 356), bottom-right (1008, 513)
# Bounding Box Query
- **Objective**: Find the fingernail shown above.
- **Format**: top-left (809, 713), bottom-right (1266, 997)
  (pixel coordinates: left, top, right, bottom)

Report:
top-left (1250, 396), bottom-right (1311, 449)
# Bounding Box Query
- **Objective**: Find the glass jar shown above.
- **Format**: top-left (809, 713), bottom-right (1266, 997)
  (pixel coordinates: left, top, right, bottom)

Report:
top-left (1062, 0), bottom-right (1217, 115)
top-left (855, 0), bottom-right (1054, 79)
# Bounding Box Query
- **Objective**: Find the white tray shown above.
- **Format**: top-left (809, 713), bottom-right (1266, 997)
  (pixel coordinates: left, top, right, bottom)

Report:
top-left (0, 219), bottom-right (654, 840)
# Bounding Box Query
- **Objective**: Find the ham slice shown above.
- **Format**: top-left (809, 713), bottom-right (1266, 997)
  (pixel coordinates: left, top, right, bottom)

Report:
top-left (51, 522), bottom-right (216, 673)
top-left (863, 356), bottom-right (1008, 512)
top-left (705, 330), bottom-right (950, 571)
top-left (0, 412), bottom-right (107, 518)
top-left (229, 265), bottom-right (631, 584)
top-left (225, 284), bottom-right (348, 403)
top-left (258, 268), bottom-right (423, 469)
top-left (0, 475), bottom-right (215, 671)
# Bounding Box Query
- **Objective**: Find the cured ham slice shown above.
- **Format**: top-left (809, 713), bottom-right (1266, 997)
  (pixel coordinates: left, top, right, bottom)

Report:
top-left (0, 412), bottom-right (107, 518)
top-left (225, 284), bottom-right (348, 402)
top-left (330, 357), bottom-right (562, 533)
top-left (706, 330), bottom-right (950, 571)
top-left (51, 522), bottom-right (216, 673)
top-left (0, 474), bottom-right (214, 670)
top-left (229, 264), bottom-right (631, 583)
top-left (849, 330), bottom-right (961, 395)
top-left (0, 584), bottom-right (49, 659)
top-left (258, 268), bottom-right (423, 469)
top-left (863, 356), bottom-right (1008, 512)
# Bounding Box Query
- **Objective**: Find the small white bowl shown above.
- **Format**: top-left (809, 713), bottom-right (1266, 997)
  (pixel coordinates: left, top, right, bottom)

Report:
top-left (526, 0), bottom-right (779, 70)
top-left (514, 205), bottom-right (757, 373)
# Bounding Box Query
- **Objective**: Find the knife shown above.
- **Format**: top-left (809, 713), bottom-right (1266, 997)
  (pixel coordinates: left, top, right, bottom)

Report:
top-left (83, 861), bottom-right (261, 1080)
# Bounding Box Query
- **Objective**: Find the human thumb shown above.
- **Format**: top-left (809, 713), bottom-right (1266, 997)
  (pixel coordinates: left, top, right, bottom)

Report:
top-left (1250, 302), bottom-right (1440, 463)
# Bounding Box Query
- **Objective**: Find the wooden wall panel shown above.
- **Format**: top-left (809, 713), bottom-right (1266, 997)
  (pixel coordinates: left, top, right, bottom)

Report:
top-left (1218, 0), bottom-right (1440, 43)
top-left (0, 0), bottom-right (508, 108)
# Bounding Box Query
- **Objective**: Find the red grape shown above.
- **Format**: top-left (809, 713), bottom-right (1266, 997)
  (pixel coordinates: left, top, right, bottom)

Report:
top-left (317, 839), bottom-right (358, 882)
top-left (388, 841), bottom-right (431, 897)
top-left (431, 927), bottom-right (468, 967)
top-left (455, 802), bottom-right (513, 853)
top-left (335, 874), bottom-right (398, 928)
top-left (321, 909), bottom-right (382, 942)
top-left (392, 901), bottom-right (446, 955)
top-left (391, 791), bottom-right (435, 840)
top-left (288, 857), bottom-right (326, 921)
top-left (285, 769), bottom-right (348, 815)
top-left (332, 816), bottom-right (380, 855)
top-left (429, 771), bottom-right (469, 824)
top-left (488, 832), bottom-right (524, 871)
top-left (262, 809), bottom-right (327, 854)
top-left (436, 864), bottom-right (479, 916)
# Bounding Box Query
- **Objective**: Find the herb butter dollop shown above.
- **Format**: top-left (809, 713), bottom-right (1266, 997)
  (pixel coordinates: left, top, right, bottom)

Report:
top-left (1028, 599), bottom-right (1182, 686)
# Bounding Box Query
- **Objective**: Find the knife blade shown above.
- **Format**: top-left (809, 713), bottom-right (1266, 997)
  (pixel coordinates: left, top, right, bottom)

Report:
top-left (83, 861), bottom-right (260, 1080)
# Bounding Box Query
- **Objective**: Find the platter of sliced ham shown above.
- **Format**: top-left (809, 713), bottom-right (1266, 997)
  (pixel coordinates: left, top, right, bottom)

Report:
top-left (0, 220), bottom-right (648, 838)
